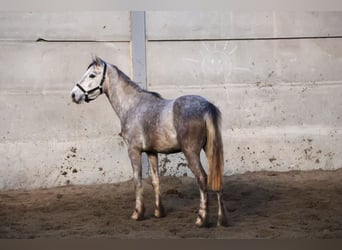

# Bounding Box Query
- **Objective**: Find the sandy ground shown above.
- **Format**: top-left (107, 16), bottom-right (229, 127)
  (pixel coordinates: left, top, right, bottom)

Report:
top-left (0, 169), bottom-right (342, 239)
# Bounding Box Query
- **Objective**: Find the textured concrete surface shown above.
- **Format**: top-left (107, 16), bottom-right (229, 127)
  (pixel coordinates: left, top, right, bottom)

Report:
top-left (0, 12), bottom-right (130, 41)
top-left (0, 11), bottom-right (341, 190)
top-left (147, 11), bottom-right (342, 40)
top-left (0, 40), bottom-right (133, 190)
top-left (146, 13), bottom-right (342, 177)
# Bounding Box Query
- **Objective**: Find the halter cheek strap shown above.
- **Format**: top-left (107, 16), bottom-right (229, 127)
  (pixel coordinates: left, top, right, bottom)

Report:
top-left (76, 62), bottom-right (107, 103)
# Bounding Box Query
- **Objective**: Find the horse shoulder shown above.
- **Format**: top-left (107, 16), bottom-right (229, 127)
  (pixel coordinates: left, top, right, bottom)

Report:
top-left (119, 111), bottom-right (144, 143)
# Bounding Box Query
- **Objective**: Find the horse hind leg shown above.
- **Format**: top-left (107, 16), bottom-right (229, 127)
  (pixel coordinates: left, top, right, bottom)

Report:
top-left (147, 153), bottom-right (166, 218)
top-left (183, 150), bottom-right (209, 227)
top-left (217, 191), bottom-right (229, 226)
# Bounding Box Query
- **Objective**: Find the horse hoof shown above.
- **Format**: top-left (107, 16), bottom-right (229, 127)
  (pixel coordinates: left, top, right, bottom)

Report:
top-left (154, 210), bottom-right (166, 218)
top-left (131, 209), bottom-right (144, 221)
top-left (195, 215), bottom-right (208, 228)
top-left (154, 206), bottom-right (166, 218)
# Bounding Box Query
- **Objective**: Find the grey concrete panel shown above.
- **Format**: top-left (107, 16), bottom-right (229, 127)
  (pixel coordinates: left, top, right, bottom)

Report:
top-left (0, 137), bottom-right (132, 190)
top-left (0, 94), bottom-right (121, 142)
top-left (147, 11), bottom-right (342, 40)
top-left (0, 41), bottom-right (133, 190)
top-left (0, 42), bottom-right (131, 91)
top-left (221, 131), bottom-right (342, 174)
top-left (157, 132), bottom-right (342, 177)
top-left (275, 12), bottom-right (342, 38)
top-left (2, 11), bottom-right (342, 190)
top-left (149, 86), bottom-right (342, 176)
top-left (0, 12), bottom-right (130, 41)
top-left (147, 39), bottom-right (342, 86)
top-left (147, 11), bottom-right (274, 40)
top-left (150, 84), bottom-right (342, 130)
top-left (0, 89), bottom-right (132, 190)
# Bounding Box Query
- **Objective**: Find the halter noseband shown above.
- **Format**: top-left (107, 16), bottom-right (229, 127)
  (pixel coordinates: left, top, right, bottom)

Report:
top-left (76, 62), bottom-right (107, 103)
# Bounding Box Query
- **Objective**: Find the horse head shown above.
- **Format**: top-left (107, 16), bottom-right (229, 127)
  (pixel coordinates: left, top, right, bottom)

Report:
top-left (70, 56), bottom-right (107, 103)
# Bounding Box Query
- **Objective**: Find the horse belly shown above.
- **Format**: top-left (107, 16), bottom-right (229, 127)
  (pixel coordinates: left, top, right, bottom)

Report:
top-left (153, 128), bottom-right (180, 153)
top-left (144, 101), bottom-right (180, 153)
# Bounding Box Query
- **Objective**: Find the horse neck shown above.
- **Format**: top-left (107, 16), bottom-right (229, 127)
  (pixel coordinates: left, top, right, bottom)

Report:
top-left (104, 65), bottom-right (142, 119)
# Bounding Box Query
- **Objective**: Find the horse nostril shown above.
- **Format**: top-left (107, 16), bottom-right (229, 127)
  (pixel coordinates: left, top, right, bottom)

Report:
top-left (71, 92), bottom-right (75, 99)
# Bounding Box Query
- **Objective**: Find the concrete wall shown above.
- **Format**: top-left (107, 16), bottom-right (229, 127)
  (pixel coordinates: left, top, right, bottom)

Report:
top-left (0, 12), bottom-right (133, 189)
top-left (1, 11), bottom-right (342, 190)
top-left (145, 11), bottom-right (342, 176)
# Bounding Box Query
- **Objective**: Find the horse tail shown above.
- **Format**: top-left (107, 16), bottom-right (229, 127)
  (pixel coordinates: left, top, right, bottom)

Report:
top-left (205, 103), bottom-right (224, 192)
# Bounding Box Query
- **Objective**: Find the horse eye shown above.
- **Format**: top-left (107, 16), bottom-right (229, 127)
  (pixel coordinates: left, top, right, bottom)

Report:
top-left (89, 74), bottom-right (96, 79)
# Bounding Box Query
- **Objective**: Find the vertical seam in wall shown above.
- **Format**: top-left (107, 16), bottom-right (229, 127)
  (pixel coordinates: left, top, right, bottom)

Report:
top-left (130, 11), bottom-right (147, 90)
top-left (130, 11), bottom-right (149, 176)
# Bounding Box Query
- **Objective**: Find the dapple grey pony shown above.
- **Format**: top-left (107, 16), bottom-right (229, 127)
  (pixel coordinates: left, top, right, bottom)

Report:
top-left (70, 56), bottom-right (228, 227)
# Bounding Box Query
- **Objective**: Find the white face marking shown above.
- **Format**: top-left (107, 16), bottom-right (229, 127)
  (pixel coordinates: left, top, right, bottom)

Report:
top-left (70, 62), bottom-right (105, 104)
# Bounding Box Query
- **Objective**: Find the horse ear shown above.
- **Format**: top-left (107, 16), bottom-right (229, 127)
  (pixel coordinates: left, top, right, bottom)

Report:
top-left (94, 56), bottom-right (104, 65)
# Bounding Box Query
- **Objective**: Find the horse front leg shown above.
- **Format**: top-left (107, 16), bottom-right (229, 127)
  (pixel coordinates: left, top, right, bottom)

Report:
top-left (147, 153), bottom-right (166, 218)
top-left (128, 147), bottom-right (145, 220)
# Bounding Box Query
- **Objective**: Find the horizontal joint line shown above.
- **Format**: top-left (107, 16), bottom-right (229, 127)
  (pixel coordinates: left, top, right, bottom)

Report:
top-left (147, 36), bottom-right (342, 42)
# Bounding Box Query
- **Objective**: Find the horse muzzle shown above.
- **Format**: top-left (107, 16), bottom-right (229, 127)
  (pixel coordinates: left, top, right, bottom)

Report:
top-left (70, 86), bottom-right (84, 104)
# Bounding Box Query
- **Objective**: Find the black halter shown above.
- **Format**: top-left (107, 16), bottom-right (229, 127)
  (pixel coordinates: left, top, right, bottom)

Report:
top-left (76, 62), bottom-right (107, 103)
